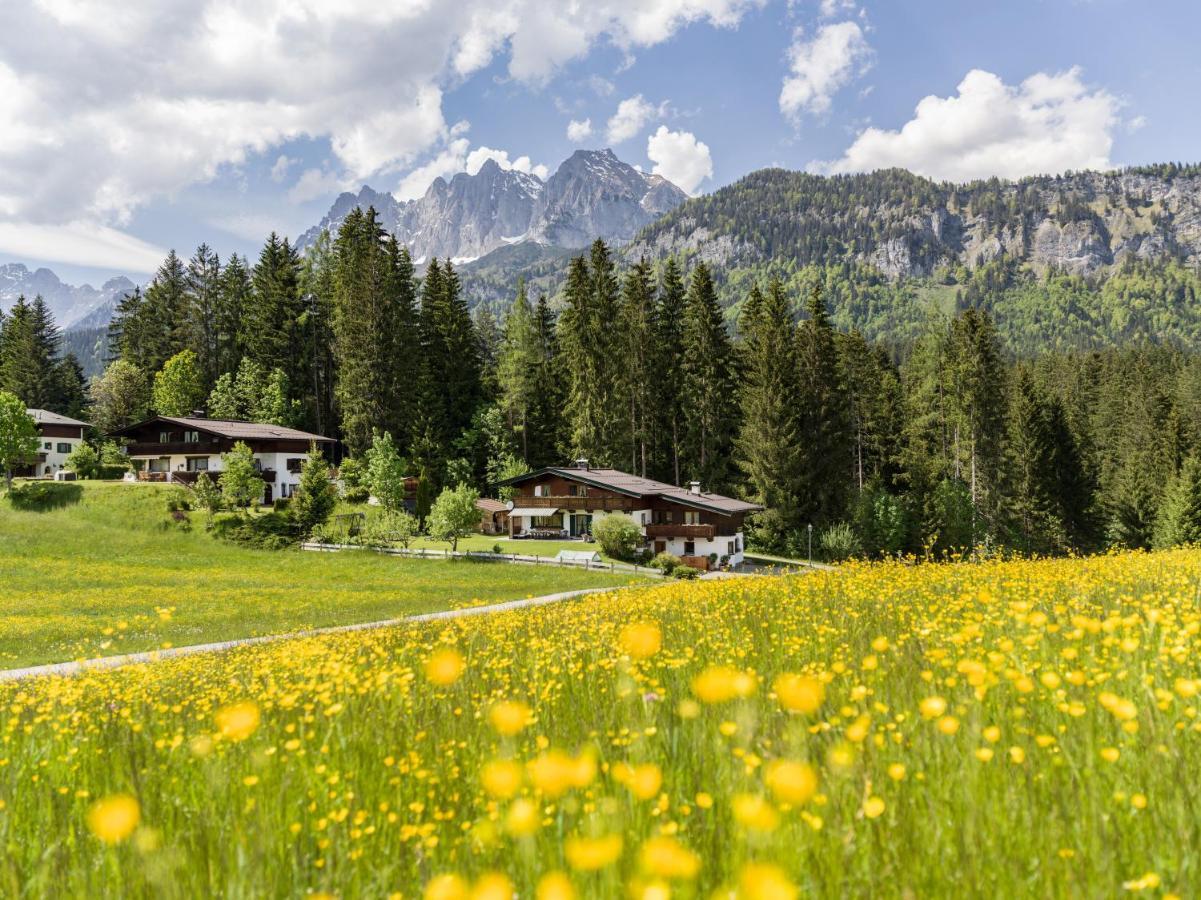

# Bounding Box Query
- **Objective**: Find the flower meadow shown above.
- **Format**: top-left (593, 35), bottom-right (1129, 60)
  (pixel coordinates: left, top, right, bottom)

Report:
top-left (2, 551), bottom-right (1200, 897)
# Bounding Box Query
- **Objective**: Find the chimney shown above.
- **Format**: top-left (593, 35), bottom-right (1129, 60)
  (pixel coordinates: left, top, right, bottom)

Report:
top-left (689, 481), bottom-right (702, 495)
top-left (575, 457), bottom-right (590, 470)
top-left (190, 408), bottom-right (207, 419)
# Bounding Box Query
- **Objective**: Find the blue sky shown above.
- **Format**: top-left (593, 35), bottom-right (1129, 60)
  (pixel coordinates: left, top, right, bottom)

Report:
top-left (1, 0), bottom-right (1197, 287)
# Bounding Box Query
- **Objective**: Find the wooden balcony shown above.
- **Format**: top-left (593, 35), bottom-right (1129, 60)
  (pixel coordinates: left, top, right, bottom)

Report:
top-left (125, 441), bottom-right (220, 456)
top-left (644, 523), bottom-right (716, 540)
top-left (513, 495), bottom-right (638, 511)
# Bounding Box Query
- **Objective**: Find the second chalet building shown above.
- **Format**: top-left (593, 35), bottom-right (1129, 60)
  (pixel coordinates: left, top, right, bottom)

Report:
top-left (499, 459), bottom-right (762, 567)
top-left (108, 415), bottom-right (333, 503)
top-left (16, 409), bottom-right (90, 478)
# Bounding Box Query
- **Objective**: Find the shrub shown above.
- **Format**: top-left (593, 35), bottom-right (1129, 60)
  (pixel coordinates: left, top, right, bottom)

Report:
top-left (291, 448), bottom-right (336, 537)
top-left (65, 442), bottom-right (101, 479)
top-left (651, 552), bottom-right (682, 575)
top-left (338, 457), bottom-right (369, 504)
top-left (165, 489), bottom-right (194, 513)
top-left (819, 522), bottom-right (862, 562)
top-left (592, 513), bottom-right (643, 561)
top-left (673, 564), bottom-right (700, 580)
top-left (7, 481), bottom-right (82, 511)
top-left (210, 509), bottom-right (297, 550)
top-left (273, 497), bottom-right (292, 512)
top-left (342, 485), bottom-right (370, 504)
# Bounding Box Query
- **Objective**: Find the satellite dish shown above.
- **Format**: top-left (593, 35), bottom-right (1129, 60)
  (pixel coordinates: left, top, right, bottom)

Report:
top-left (506, 499), bottom-right (515, 511)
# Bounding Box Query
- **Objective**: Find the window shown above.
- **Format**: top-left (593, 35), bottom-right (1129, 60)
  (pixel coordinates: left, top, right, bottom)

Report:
top-left (286, 458), bottom-right (304, 474)
top-left (684, 541), bottom-right (695, 556)
top-left (728, 541), bottom-right (735, 556)
top-left (534, 484), bottom-right (546, 497)
top-left (281, 483), bottom-right (292, 498)
top-left (684, 511), bottom-right (700, 525)
top-left (159, 431), bottom-right (171, 443)
top-left (57, 443), bottom-right (72, 454)
top-left (186, 457), bottom-right (209, 472)
top-left (183, 431), bottom-right (200, 444)
top-left (641, 512), bottom-right (649, 525)
top-left (149, 458), bottom-right (170, 473)
top-left (567, 485), bottom-right (577, 496)
top-left (567, 484), bottom-right (587, 497)
top-left (44, 442), bottom-right (52, 450)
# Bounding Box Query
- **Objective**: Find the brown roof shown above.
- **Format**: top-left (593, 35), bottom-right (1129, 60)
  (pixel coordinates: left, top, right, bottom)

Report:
top-left (112, 415), bottom-right (333, 443)
top-left (475, 498), bottom-right (509, 514)
top-left (499, 466), bottom-right (763, 516)
top-left (28, 409), bottom-right (90, 428)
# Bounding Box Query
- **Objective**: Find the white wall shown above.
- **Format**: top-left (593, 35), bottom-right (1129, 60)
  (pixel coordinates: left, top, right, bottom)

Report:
top-left (36, 436), bottom-right (80, 476)
top-left (129, 449), bottom-right (310, 500)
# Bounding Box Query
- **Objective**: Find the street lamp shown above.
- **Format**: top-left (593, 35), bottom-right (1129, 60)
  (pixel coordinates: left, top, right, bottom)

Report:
top-left (807, 523), bottom-right (813, 568)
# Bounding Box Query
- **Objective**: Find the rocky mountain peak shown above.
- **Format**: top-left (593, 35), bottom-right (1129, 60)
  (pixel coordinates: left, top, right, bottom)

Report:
top-left (296, 148), bottom-right (688, 263)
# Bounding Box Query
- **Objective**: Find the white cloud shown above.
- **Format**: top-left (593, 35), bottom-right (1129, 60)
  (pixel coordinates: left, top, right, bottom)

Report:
top-left (814, 68), bottom-right (1120, 182)
top-left (0, 0), bottom-right (762, 267)
top-left (288, 168), bottom-right (352, 205)
top-left (269, 155), bottom-right (296, 183)
top-left (1127, 115), bottom-right (1147, 133)
top-left (819, 0), bottom-right (857, 16)
top-left (0, 221), bottom-right (166, 273)
top-left (464, 147), bottom-right (549, 179)
top-left (779, 21), bottom-right (872, 119)
top-left (606, 95), bottom-right (664, 144)
top-left (567, 118), bottom-right (594, 142)
top-left (646, 125), bottom-right (713, 194)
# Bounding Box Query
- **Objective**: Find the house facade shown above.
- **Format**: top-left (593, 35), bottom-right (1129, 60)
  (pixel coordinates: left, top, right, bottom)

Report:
top-left (109, 415), bottom-right (334, 503)
top-left (499, 459), bottom-right (762, 568)
top-left (476, 497), bottom-right (510, 535)
top-left (15, 409), bottom-right (89, 477)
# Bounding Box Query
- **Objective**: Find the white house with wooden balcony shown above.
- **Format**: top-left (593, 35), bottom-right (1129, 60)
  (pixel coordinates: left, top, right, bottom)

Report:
top-left (497, 459), bottom-right (762, 569)
top-left (13, 409), bottom-right (89, 477)
top-left (108, 415), bottom-right (334, 504)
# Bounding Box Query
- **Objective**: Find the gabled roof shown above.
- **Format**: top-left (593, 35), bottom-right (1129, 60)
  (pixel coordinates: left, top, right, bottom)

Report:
top-left (497, 466), bottom-right (763, 515)
top-left (109, 415), bottom-right (333, 443)
top-left (475, 498), bottom-right (509, 514)
top-left (27, 409), bottom-right (90, 428)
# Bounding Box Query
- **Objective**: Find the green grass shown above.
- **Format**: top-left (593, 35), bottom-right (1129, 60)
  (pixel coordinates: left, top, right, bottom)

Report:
top-left (330, 500), bottom-right (624, 562)
top-left (0, 482), bottom-right (641, 669)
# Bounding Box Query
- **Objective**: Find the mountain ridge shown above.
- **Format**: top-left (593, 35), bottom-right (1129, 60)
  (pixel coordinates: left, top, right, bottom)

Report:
top-left (0, 263), bottom-right (134, 330)
top-left (296, 148), bottom-right (689, 262)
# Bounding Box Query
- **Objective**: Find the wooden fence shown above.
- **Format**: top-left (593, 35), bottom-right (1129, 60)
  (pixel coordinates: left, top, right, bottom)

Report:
top-left (299, 542), bottom-right (668, 577)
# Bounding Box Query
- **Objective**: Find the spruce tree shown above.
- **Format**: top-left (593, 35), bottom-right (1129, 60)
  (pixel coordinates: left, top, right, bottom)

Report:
top-left (0, 296), bottom-right (39, 404)
top-left (735, 279), bottom-right (805, 545)
top-left (216, 255), bottom-right (252, 376)
top-left (653, 258), bottom-right (687, 484)
top-left (1153, 454), bottom-right (1201, 547)
top-left (559, 250), bottom-right (618, 465)
top-left (140, 250), bottom-right (190, 372)
top-left (794, 284), bottom-right (852, 526)
top-left (496, 281), bottom-right (539, 461)
top-left (185, 243), bottom-right (222, 386)
top-left (619, 257), bottom-right (658, 476)
top-left (527, 294), bottom-right (565, 469)
top-left (679, 262), bottom-right (737, 490)
top-left (1004, 369), bottom-right (1063, 553)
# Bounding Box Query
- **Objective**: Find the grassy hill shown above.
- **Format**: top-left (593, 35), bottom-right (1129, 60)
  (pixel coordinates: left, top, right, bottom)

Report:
top-left (0, 482), bottom-right (638, 668)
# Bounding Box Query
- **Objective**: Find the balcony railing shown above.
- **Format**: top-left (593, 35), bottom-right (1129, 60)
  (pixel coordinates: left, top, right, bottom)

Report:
top-left (513, 495), bottom-right (637, 511)
top-left (125, 441), bottom-right (221, 456)
top-left (644, 523), bottom-right (716, 540)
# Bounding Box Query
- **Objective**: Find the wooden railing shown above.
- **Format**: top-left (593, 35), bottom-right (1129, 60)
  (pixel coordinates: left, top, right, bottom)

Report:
top-left (125, 441), bottom-right (221, 456)
top-left (513, 495), bottom-right (637, 511)
top-left (644, 523), bottom-right (716, 540)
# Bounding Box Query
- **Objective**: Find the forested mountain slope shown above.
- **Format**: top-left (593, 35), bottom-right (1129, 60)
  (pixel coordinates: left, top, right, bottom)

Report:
top-left (621, 164), bottom-right (1201, 353)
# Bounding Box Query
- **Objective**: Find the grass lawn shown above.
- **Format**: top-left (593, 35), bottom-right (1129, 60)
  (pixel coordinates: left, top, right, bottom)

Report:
top-left (330, 500), bottom-right (623, 562)
top-left (0, 481), bottom-right (642, 669)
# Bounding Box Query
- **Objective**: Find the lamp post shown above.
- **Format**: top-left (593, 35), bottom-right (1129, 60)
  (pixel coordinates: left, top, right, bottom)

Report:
top-left (807, 523), bottom-right (813, 568)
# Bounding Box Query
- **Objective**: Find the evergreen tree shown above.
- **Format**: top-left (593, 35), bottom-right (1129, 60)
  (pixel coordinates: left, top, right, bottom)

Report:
top-left (619, 257), bottom-right (658, 476)
top-left (53, 354), bottom-right (89, 419)
top-left (795, 283), bottom-right (853, 527)
top-left (292, 446), bottom-right (336, 537)
top-left (527, 294), bottom-right (564, 469)
top-left (735, 279), bottom-right (805, 546)
top-left (185, 244), bottom-right (222, 386)
top-left (474, 304), bottom-right (503, 404)
top-left (679, 262), bottom-right (738, 490)
top-left (245, 233), bottom-right (304, 398)
top-left (653, 257), bottom-right (687, 484)
top-left (496, 281), bottom-right (539, 461)
top-left (1153, 454), bottom-right (1201, 547)
top-left (0, 296), bottom-right (39, 404)
top-left (1004, 369), bottom-right (1063, 553)
top-left (298, 234), bottom-right (337, 437)
top-left (139, 250), bottom-right (190, 372)
top-left (216, 255), bottom-right (252, 376)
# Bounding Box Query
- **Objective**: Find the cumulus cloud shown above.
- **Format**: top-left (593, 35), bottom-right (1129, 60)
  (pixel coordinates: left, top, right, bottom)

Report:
top-left (646, 126), bottom-right (713, 194)
top-left (567, 118), bottom-right (594, 142)
top-left (269, 155), bottom-right (297, 183)
top-left (606, 95), bottom-right (664, 144)
top-left (779, 21), bottom-right (872, 119)
top-left (814, 68), bottom-right (1120, 182)
top-left (0, 0), bottom-right (762, 267)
